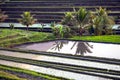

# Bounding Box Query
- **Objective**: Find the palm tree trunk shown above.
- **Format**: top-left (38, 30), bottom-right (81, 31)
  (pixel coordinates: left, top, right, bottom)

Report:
top-left (26, 25), bottom-right (29, 31)
top-left (79, 27), bottom-right (83, 36)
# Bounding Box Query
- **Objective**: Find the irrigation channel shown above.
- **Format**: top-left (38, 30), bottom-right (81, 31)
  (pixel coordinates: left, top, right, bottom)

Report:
top-left (0, 40), bottom-right (120, 80)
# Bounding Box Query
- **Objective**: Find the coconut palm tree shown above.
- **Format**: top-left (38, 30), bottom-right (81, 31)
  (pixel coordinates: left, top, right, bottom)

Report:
top-left (75, 7), bottom-right (90, 35)
top-left (61, 12), bottom-right (74, 26)
top-left (0, 9), bottom-right (8, 23)
top-left (93, 16), bottom-right (103, 35)
top-left (18, 12), bottom-right (37, 31)
top-left (62, 7), bottom-right (90, 35)
top-left (95, 7), bottom-right (115, 35)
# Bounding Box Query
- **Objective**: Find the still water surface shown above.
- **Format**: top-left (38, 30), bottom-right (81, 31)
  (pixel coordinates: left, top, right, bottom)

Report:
top-left (16, 40), bottom-right (120, 59)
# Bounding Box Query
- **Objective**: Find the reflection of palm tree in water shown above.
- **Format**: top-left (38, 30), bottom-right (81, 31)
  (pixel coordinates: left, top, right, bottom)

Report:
top-left (71, 42), bottom-right (93, 55)
top-left (51, 40), bottom-right (68, 51)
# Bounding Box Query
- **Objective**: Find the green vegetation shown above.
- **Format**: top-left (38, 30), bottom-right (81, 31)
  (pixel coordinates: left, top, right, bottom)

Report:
top-left (0, 29), bottom-right (55, 47)
top-left (9, 23), bottom-right (14, 30)
top-left (18, 11), bottom-right (37, 31)
top-left (50, 22), bottom-right (71, 38)
top-left (91, 7), bottom-right (114, 35)
top-left (62, 7), bottom-right (115, 36)
top-left (70, 35), bottom-right (120, 43)
top-left (0, 4), bottom-right (119, 80)
top-left (0, 29), bottom-right (119, 48)
top-left (0, 64), bottom-right (70, 80)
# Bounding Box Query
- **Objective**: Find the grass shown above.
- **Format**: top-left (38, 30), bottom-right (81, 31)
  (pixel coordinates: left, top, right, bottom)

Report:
top-left (0, 29), bottom-right (55, 47)
top-left (70, 35), bottom-right (120, 44)
top-left (0, 29), bottom-right (120, 47)
top-left (0, 64), bottom-right (70, 80)
top-left (0, 29), bottom-right (120, 48)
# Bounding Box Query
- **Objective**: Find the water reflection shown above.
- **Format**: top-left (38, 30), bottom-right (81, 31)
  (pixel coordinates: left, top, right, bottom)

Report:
top-left (15, 40), bottom-right (120, 59)
top-left (71, 42), bottom-right (93, 55)
top-left (50, 40), bottom-right (93, 55)
top-left (51, 40), bottom-right (69, 51)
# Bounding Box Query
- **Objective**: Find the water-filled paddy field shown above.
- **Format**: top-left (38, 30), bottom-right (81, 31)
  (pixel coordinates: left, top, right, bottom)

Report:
top-left (16, 40), bottom-right (120, 59)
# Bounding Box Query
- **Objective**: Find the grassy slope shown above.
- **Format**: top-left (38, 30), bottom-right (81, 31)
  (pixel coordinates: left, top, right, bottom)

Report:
top-left (0, 29), bottom-right (120, 48)
top-left (0, 29), bottom-right (55, 47)
top-left (70, 35), bottom-right (120, 44)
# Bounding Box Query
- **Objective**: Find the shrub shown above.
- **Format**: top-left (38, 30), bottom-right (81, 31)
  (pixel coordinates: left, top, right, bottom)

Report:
top-left (51, 24), bottom-right (71, 38)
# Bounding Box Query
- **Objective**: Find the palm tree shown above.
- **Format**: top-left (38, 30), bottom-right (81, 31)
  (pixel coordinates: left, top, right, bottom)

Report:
top-left (61, 12), bottom-right (74, 26)
top-left (93, 16), bottom-right (103, 35)
top-left (18, 12), bottom-right (37, 31)
top-left (62, 7), bottom-right (90, 35)
top-left (75, 7), bottom-right (90, 35)
top-left (0, 9), bottom-right (8, 23)
top-left (95, 7), bottom-right (115, 35)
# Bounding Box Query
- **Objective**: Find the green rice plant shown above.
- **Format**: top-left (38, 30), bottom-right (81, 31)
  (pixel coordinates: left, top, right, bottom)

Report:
top-left (70, 35), bottom-right (120, 43)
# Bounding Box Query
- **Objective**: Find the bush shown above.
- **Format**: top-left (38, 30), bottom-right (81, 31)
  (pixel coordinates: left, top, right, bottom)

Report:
top-left (51, 25), bottom-right (71, 38)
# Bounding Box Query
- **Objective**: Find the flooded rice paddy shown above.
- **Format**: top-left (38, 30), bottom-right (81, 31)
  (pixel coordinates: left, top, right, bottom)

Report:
top-left (0, 60), bottom-right (112, 80)
top-left (16, 40), bottom-right (120, 59)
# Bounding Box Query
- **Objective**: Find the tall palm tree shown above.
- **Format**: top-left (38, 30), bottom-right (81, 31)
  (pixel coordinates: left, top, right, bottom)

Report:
top-left (18, 12), bottom-right (37, 31)
top-left (0, 9), bottom-right (8, 23)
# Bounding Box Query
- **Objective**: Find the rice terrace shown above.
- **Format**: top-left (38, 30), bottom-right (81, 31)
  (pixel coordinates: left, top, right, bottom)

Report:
top-left (0, 0), bottom-right (120, 80)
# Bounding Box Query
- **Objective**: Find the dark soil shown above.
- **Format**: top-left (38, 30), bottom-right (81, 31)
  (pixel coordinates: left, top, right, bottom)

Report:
top-left (2, 69), bottom-right (48, 80)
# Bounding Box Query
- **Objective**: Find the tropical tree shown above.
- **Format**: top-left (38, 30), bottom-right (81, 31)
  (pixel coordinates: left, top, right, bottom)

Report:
top-left (92, 16), bottom-right (103, 35)
top-left (61, 12), bottom-right (74, 26)
top-left (95, 7), bottom-right (115, 35)
top-left (0, 9), bottom-right (8, 23)
top-left (75, 7), bottom-right (90, 35)
top-left (18, 12), bottom-right (37, 31)
top-left (62, 7), bottom-right (115, 36)
top-left (50, 22), bottom-right (71, 38)
top-left (62, 7), bottom-right (90, 35)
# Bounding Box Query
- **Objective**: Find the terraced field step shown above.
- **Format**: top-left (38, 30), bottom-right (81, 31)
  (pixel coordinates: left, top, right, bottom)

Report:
top-left (1, 7), bottom-right (120, 12)
top-left (2, 2), bottom-right (119, 7)
top-left (0, 55), bottom-right (120, 79)
top-left (9, 0), bottom-right (120, 2)
top-left (4, 18), bottom-right (61, 23)
top-left (7, 14), bottom-right (63, 19)
top-left (0, 48), bottom-right (120, 65)
top-left (1, 6), bottom-right (120, 8)
top-left (6, 14), bottom-right (119, 19)
top-left (0, 60), bottom-right (113, 80)
top-left (0, 34), bottom-right (22, 42)
top-left (5, 11), bottom-right (120, 16)
top-left (1, 0), bottom-right (120, 24)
